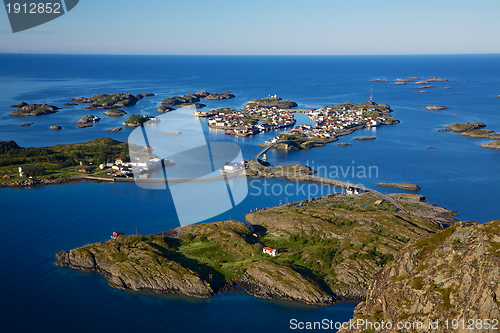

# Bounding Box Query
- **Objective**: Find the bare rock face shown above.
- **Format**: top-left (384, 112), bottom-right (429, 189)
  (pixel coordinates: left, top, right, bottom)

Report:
top-left (104, 127), bottom-right (122, 132)
top-left (243, 260), bottom-right (336, 305)
top-left (339, 220), bottom-right (500, 332)
top-left (50, 126), bottom-right (62, 130)
top-left (55, 236), bottom-right (214, 298)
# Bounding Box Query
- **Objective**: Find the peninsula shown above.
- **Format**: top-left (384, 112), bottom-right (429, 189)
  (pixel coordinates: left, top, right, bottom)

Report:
top-left (56, 191), bottom-right (457, 304)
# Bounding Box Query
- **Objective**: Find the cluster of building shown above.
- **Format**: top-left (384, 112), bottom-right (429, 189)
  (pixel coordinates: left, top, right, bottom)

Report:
top-left (265, 105), bottom-right (388, 144)
top-left (207, 106), bottom-right (296, 136)
top-left (105, 157), bottom-right (172, 177)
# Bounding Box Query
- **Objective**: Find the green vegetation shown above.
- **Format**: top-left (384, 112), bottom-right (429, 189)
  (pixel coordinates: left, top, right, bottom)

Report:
top-left (412, 226), bottom-right (456, 261)
top-left (9, 103), bottom-right (60, 116)
top-left (480, 140), bottom-right (500, 150)
top-left (446, 122), bottom-right (486, 132)
top-left (104, 109), bottom-right (127, 116)
top-left (123, 114), bottom-right (154, 126)
top-left (245, 192), bottom-right (445, 292)
top-left (245, 97), bottom-right (298, 109)
top-left (62, 191), bottom-right (458, 302)
top-left (0, 138), bottom-right (128, 182)
top-left (71, 93), bottom-right (140, 109)
top-left (158, 105), bottom-right (175, 113)
top-left (160, 91), bottom-right (235, 105)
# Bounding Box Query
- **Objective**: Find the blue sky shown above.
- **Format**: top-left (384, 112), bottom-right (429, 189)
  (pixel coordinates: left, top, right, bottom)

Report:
top-left (1, 0), bottom-right (499, 55)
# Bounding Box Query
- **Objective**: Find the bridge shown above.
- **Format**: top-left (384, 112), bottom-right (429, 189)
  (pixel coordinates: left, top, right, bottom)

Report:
top-left (253, 140), bottom-right (295, 166)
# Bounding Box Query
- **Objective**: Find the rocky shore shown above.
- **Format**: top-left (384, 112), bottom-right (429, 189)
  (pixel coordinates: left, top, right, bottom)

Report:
top-left (480, 140), bottom-right (500, 150)
top-left (56, 243), bottom-right (214, 299)
top-left (55, 193), bottom-right (458, 305)
top-left (0, 175), bottom-right (85, 188)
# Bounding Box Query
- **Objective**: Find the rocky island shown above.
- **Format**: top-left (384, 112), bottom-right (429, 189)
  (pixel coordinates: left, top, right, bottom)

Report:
top-left (103, 109), bottom-right (127, 117)
top-left (353, 136), bottom-right (376, 141)
top-left (244, 95), bottom-right (298, 109)
top-left (480, 140), bottom-right (500, 150)
top-left (73, 115), bottom-right (101, 128)
top-left (122, 114), bottom-right (159, 127)
top-left (424, 105), bottom-right (448, 111)
top-left (9, 103), bottom-right (61, 116)
top-left (158, 106), bottom-right (175, 113)
top-left (55, 192), bottom-right (458, 304)
top-left (70, 93), bottom-right (152, 110)
top-left (441, 122), bottom-right (500, 150)
top-left (377, 182), bottom-right (421, 191)
top-left (160, 90), bottom-right (235, 106)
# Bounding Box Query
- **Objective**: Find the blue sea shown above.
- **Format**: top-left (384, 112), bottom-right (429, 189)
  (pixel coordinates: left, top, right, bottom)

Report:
top-left (1, 54), bottom-right (500, 333)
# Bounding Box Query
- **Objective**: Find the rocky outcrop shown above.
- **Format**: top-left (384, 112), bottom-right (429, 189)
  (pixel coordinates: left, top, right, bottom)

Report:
top-left (0, 176), bottom-right (85, 188)
top-left (339, 220), bottom-right (500, 332)
top-left (20, 122), bottom-right (33, 127)
top-left (73, 115), bottom-right (100, 124)
top-left (71, 93), bottom-right (140, 110)
top-left (50, 126), bottom-right (62, 130)
top-left (353, 136), bottom-right (376, 141)
top-left (10, 102), bottom-right (28, 108)
top-left (377, 182), bottom-right (421, 191)
top-left (64, 102), bottom-right (78, 106)
top-left (9, 103), bottom-right (61, 116)
top-left (103, 109), bottom-right (127, 116)
top-left (160, 91), bottom-right (234, 105)
top-left (243, 261), bottom-right (336, 305)
top-left (446, 122), bottom-right (486, 133)
top-left (203, 92), bottom-right (235, 100)
top-left (55, 237), bottom-right (214, 298)
top-left (158, 106), bottom-right (175, 113)
top-left (134, 93), bottom-right (155, 100)
top-left (480, 140), bottom-right (500, 150)
top-left (104, 127), bottom-right (122, 132)
top-left (425, 105), bottom-right (448, 110)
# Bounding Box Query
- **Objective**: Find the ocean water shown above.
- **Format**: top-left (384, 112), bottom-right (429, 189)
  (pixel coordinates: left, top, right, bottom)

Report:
top-left (1, 54), bottom-right (500, 333)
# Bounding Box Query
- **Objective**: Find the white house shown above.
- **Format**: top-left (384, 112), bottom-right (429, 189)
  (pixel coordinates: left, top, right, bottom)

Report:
top-left (19, 166), bottom-right (35, 173)
top-left (346, 187), bottom-right (363, 195)
top-left (263, 247), bottom-right (278, 257)
top-left (224, 162), bottom-right (243, 171)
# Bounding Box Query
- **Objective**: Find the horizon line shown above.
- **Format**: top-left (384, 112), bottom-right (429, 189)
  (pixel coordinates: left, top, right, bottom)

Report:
top-left (1, 52), bottom-right (499, 57)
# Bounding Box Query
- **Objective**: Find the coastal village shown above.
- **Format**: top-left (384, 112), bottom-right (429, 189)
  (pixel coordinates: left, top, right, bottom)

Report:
top-left (196, 95), bottom-right (398, 149)
top-left (203, 96), bottom-right (297, 136)
top-left (264, 101), bottom-right (397, 146)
